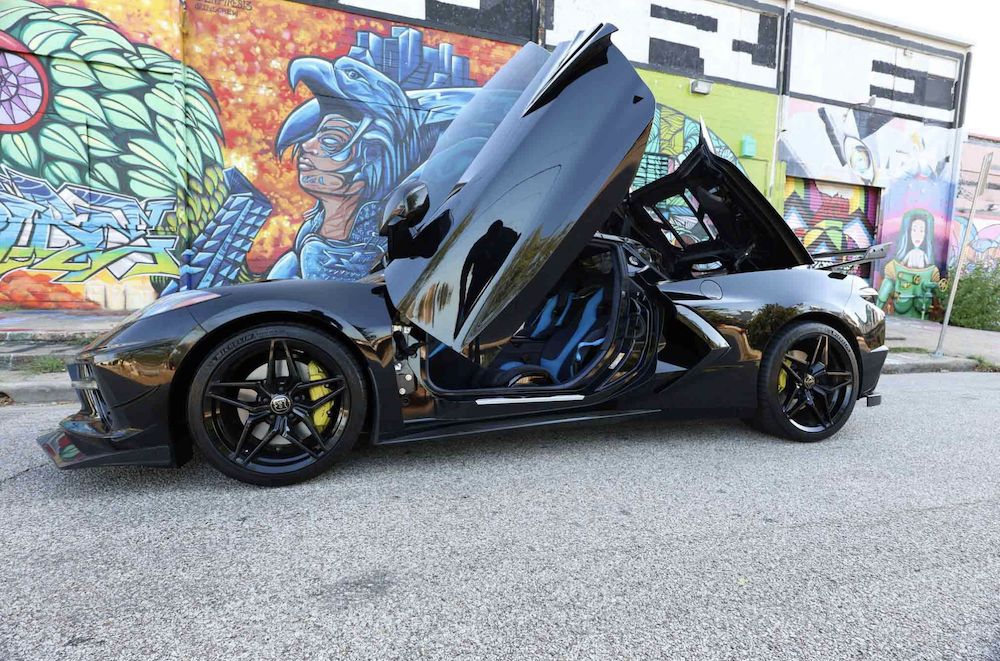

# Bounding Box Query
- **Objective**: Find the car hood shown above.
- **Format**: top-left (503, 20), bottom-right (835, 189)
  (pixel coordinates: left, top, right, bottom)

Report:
top-left (384, 24), bottom-right (654, 352)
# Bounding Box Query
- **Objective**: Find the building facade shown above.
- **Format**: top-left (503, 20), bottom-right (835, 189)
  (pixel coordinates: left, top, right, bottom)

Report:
top-left (0, 0), bottom-right (978, 320)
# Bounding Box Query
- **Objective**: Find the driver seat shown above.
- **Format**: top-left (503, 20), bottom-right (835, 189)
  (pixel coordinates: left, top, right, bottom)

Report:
top-left (480, 285), bottom-right (610, 387)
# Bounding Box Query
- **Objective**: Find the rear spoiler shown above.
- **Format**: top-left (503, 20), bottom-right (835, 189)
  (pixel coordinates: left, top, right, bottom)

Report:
top-left (811, 243), bottom-right (891, 271)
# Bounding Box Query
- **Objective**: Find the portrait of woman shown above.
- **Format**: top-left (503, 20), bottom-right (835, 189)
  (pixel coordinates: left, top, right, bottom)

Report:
top-left (877, 208), bottom-right (943, 318)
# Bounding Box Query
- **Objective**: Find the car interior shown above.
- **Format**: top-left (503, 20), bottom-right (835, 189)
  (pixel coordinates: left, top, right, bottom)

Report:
top-left (424, 244), bottom-right (619, 391)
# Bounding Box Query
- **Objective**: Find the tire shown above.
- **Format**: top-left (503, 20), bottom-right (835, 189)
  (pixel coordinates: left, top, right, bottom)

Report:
top-left (186, 323), bottom-right (368, 486)
top-left (752, 321), bottom-right (858, 442)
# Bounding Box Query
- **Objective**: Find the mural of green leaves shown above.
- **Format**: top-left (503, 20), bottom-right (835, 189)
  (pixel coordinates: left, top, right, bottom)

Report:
top-left (0, 0), bottom-right (227, 267)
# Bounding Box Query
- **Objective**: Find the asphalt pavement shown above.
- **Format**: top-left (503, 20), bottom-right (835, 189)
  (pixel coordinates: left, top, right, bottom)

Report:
top-left (2, 372), bottom-right (1000, 660)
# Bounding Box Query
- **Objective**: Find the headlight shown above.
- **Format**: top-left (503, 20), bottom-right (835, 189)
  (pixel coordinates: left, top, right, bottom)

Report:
top-left (859, 286), bottom-right (879, 305)
top-left (123, 290), bottom-right (221, 324)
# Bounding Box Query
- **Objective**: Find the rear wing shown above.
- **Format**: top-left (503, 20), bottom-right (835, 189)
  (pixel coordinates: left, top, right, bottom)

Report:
top-left (811, 243), bottom-right (891, 272)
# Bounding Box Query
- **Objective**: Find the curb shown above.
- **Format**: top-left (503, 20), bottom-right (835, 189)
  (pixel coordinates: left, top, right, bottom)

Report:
top-left (882, 354), bottom-right (980, 375)
top-left (0, 379), bottom-right (76, 405)
top-left (0, 353), bottom-right (73, 370)
top-left (0, 331), bottom-right (101, 343)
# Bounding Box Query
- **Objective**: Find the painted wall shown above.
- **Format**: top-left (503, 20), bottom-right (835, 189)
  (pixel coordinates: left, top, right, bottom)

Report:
top-left (0, 0), bottom-right (519, 309)
top-left (788, 16), bottom-right (962, 125)
top-left (546, 0), bottom-right (782, 90)
top-left (949, 136), bottom-right (1000, 274)
top-left (779, 11), bottom-right (966, 319)
top-left (0, 0), bottom-right (978, 315)
top-left (780, 97), bottom-right (957, 318)
top-left (635, 68), bottom-right (779, 206)
top-left (782, 177), bottom-right (878, 278)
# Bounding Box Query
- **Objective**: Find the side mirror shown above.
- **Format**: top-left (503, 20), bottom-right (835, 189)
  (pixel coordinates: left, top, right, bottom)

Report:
top-left (380, 181), bottom-right (430, 238)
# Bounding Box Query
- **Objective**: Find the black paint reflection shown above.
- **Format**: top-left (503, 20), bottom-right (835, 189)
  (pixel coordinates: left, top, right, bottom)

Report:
top-left (457, 220), bottom-right (520, 334)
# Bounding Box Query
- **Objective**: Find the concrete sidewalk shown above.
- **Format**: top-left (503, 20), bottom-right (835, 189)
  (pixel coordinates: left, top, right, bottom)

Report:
top-left (886, 316), bottom-right (1000, 364)
top-left (0, 309), bottom-right (126, 342)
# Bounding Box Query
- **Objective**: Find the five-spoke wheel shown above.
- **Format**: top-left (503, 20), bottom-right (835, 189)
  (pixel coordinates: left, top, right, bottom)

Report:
top-left (187, 324), bottom-right (367, 486)
top-left (752, 321), bottom-right (859, 442)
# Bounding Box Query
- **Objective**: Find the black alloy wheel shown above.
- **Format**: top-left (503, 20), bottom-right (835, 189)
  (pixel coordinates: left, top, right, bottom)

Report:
top-left (187, 324), bottom-right (367, 486)
top-left (753, 321), bottom-right (859, 442)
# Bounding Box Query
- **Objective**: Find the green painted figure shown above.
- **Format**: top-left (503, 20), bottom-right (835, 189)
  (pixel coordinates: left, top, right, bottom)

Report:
top-left (877, 209), bottom-right (943, 318)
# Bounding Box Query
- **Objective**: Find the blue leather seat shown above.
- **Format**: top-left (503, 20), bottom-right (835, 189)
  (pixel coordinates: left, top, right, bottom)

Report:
top-left (485, 284), bottom-right (610, 387)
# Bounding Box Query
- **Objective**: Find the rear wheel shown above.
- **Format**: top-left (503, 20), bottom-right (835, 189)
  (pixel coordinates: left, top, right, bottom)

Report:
top-left (753, 321), bottom-right (858, 442)
top-left (187, 324), bottom-right (367, 486)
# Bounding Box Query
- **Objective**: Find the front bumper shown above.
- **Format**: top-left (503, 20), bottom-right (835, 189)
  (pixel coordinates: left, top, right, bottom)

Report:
top-left (35, 307), bottom-right (204, 471)
top-left (37, 423), bottom-right (173, 469)
top-left (36, 362), bottom-right (176, 470)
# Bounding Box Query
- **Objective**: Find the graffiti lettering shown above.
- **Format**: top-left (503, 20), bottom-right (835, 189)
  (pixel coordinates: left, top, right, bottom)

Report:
top-left (0, 167), bottom-right (178, 283)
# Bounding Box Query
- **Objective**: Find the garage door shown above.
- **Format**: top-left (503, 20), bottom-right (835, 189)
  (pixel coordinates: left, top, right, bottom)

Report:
top-left (783, 177), bottom-right (879, 279)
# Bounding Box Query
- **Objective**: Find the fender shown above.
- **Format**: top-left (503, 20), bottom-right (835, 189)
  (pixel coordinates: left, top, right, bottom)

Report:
top-left (182, 279), bottom-right (404, 438)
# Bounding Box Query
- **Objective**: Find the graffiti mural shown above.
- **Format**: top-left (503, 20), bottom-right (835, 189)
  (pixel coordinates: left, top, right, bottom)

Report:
top-left (949, 212), bottom-right (1000, 274)
top-left (635, 103), bottom-right (745, 188)
top-left (780, 98), bottom-right (958, 316)
top-left (0, 0), bottom-right (223, 308)
top-left (634, 67), bottom-right (779, 206)
top-left (782, 177), bottom-right (878, 277)
top-left (780, 100), bottom-right (954, 188)
top-left (877, 206), bottom-right (944, 317)
top-left (182, 0), bottom-right (518, 283)
top-left (0, 166), bottom-right (177, 281)
top-left (0, 0), bottom-right (520, 308)
top-left (948, 137), bottom-right (1000, 274)
top-left (634, 103), bottom-right (746, 244)
top-left (262, 40), bottom-right (476, 281)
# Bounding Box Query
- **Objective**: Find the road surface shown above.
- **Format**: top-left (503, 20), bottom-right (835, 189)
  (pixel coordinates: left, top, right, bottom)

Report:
top-left (2, 372), bottom-right (999, 660)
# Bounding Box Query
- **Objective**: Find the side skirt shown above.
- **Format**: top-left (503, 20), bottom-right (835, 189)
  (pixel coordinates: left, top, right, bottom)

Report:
top-left (374, 408), bottom-right (661, 445)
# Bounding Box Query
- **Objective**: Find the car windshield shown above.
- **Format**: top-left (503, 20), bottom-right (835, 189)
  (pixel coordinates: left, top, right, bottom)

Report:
top-left (412, 43), bottom-right (551, 212)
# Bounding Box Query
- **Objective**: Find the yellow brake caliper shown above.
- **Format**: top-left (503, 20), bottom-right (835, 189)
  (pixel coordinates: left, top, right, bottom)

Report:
top-left (778, 359), bottom-right (790, 393)
top-left (307, 361), bottom-right (335, 430)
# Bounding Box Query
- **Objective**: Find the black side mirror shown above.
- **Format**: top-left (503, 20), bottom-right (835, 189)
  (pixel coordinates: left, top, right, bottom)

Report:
top-left (380, 181), bottom-right (429, 238)
top-left (379, 180), bottom-right (453, 261)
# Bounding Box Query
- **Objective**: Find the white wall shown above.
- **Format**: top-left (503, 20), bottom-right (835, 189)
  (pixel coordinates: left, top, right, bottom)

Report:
top-left (789, 19), bottom-right (962, 124)
top-left (546, 0), bottom-right (782, 89)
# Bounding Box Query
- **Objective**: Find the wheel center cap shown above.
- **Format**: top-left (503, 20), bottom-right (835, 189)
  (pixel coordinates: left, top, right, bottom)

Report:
top-left (803, 374), bottom-right (816, 389)
top-left (270, 394), bottom-right (292, 414)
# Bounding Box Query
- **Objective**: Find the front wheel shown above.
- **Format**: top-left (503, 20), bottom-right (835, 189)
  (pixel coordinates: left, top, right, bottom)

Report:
top-left (186, 324), bottom-right (368, 486)
top-left (752, 321), bottom-right (858, 442)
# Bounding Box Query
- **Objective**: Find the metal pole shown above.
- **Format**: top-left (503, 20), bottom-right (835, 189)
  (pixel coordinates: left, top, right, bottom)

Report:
top-left (933, 151), bottom-right (993, 356)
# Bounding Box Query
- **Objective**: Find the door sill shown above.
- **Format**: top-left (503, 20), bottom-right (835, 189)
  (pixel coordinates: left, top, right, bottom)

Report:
top-left (475, 394), bottom-right (586, 405)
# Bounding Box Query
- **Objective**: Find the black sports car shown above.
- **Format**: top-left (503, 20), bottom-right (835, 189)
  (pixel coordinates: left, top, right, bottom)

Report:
top-left (38, 25), bottom-right (887, 486)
